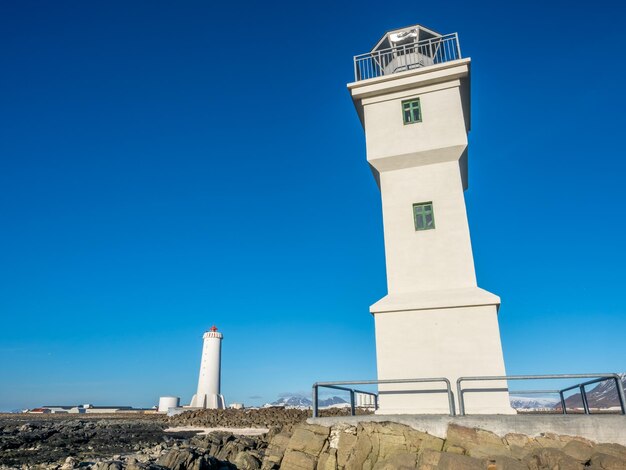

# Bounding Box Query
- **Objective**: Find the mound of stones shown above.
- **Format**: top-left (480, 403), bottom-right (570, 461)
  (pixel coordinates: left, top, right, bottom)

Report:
top-left (167, 408), bottom-right (308, 429)
top-left (167, 407), bottom-right (370, 429)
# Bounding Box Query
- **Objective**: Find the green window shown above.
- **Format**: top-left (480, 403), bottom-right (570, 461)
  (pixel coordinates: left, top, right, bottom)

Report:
top-left (402, 98), bottom-right (422, 124)
top-left (413, 202), bottom-right (435, 231)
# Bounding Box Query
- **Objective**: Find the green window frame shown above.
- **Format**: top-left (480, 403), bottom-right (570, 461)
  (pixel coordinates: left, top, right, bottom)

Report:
top-left (413, 202), bottom-right (435, 231)
top-left (402, 98), bottom-right (422, 124)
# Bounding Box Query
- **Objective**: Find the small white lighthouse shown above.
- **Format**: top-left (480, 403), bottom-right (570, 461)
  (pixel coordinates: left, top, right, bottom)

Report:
top-left (190, 326), bottom-right (225, 409)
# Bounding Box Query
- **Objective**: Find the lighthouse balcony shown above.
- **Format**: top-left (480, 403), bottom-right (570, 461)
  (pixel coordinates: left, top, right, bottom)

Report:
top-left (354, 32), bottom-right (461, 82)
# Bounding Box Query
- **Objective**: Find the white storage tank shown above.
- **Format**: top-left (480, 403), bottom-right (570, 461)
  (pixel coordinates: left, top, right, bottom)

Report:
top-left (158, 396), bottom-right (180, 413)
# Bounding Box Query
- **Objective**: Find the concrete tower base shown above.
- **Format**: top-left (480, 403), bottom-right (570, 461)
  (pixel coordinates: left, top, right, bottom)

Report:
top-left (190, 393), bottom-right (225, 409)
top-left (372, 288), bottom-right (515, 415)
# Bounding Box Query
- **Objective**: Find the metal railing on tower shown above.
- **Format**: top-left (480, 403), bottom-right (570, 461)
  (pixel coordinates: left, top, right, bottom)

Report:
top-left (353, 33), bottom-right (462, 82)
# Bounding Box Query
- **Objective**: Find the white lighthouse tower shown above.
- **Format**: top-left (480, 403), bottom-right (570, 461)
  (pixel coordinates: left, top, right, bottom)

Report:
top-left (190, 326), bottom-right (225, 409)
top-left (349, 25), bottom-right (513, 414)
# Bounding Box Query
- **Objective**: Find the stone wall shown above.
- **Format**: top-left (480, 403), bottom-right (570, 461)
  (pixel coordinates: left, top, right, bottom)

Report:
top-left (259, 421), bottom-right (626, 470)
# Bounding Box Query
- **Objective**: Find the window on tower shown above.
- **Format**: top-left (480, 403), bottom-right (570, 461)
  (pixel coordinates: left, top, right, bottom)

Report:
top-left (402, 98), bottom-right (422, 124)
top-left (413, 202), bottom-right (435, 231)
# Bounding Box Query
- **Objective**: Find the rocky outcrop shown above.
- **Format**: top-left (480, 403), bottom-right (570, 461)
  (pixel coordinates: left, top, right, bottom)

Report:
top-left (257, 421), bottom-right (626, 470)
top-left (0, 418), bottom-right (166, 467)
top-left (2, 415), bottom-right (626, 469)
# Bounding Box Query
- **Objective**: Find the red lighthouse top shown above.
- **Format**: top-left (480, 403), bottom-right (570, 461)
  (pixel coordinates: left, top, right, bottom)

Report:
top-left (210, 325), bottom-right (218, 332)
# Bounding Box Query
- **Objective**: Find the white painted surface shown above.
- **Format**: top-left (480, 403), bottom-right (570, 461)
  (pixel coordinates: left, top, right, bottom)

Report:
top-left (379, 162), bottom-right (476, 294)
top-left (375, 304), bottom-right (512, 414)
top-left (158, 396), bottom-right (180, 413)
top-left (348, 28), bottom-right (511, 414)
top-left (190, 329), bottom-right (225, 409)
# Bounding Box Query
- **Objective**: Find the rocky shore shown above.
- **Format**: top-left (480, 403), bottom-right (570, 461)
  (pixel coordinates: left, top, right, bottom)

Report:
top-left (1, 410), bottom-right (626, 469)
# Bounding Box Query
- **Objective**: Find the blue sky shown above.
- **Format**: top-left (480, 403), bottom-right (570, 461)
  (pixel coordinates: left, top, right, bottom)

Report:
top-left (1, 0), bottom-right (625, 411)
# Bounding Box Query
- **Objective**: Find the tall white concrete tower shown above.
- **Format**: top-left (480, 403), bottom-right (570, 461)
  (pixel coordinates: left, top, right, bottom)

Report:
top-left (349, 25), bottom-right (513, 414)
top-left (190, 325), bottom-right (225, 409)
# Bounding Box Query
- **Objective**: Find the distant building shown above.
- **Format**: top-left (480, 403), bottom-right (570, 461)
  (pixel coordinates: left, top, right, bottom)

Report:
top-left (29, 404), bottom-right (150, 414)
top-left (26, 408), bottom-right (51, 414)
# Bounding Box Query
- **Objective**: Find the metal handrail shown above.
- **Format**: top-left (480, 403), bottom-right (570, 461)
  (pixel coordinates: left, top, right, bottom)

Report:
top-left (353, 33), bottom-right (461, 81)
top-left (457, 373), bottom-right (626, 416)
top-left (312, 377), bottom-right (454, 418)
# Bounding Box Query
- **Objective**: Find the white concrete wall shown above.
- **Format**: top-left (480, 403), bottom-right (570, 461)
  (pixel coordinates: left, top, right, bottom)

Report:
top-left (349, 57), bottom-right (512, 415)
top-left (363, 82), bottom-right (468, 172)
top-left (375, 305), bottom-right (513, 414)
top-left (380, 161), bottom-right (476, 294)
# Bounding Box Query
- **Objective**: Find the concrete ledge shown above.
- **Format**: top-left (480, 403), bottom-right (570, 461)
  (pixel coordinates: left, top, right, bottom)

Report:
top-left (308, 414), bottom-right (626, 446)
top-left (370, 287), bottom-right (500, 313)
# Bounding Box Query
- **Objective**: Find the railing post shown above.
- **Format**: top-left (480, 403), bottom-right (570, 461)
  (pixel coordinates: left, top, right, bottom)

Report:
top-left (455, 33), bottom-right (462, 59)
top-left (444, 379), bottom-right (455, 416)
top-left (614, 376), bottom-right (626, 415)
top-left (559, 391), bottom-right (567, 415)
top-left (374, 393), bottom-right (379, 411)
top-left (580, 385), bottom-right (590, 415)
top-left (457, 378), bottom-right (465, 416)
top-left (312, 384), bottom-right (319, 418)
top-left (350, 390), bottom-right (356, 416)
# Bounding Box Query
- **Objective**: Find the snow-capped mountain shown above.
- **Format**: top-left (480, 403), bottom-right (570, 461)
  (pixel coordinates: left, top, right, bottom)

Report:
top-left (266, 395), bottom-right (348, 409)
top-left (269, 396), bottom-right (312, 407)
top-left (509, 396), bottom-right (559, 410)
top-left (319, 396), bottom-right (348, 407)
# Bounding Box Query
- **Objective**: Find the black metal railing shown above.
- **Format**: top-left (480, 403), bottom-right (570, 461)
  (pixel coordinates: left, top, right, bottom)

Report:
top-left (312, 377), bottom-right (454, 417)
top-left (311, 373), bottom-right (625, 418)
top-left (457, 373), bottom-right (626, 416)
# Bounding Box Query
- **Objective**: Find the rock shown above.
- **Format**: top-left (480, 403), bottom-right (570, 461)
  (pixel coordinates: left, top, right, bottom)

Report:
top-left (444, 444), bottom-right (466, 455)
top-left (416, 449), bottom-right (442, 470)
top-left (504, 433), bottom-right (541, 460)
top-left (436, 453), bottom-right (486, 470)
top-left (156, 448), bottom-right (220, 470)
top-left (232, 452), bottom-right (261, 470)
top-left (504, 433), bottom-right (532, 448)
top-left (443, 424), bottom-right (510, 459)
top-left (524, 447), bottom-right (584, 470)
top-left (287, 424), bottom-right (330, 456)
top-left (280, 450), bottom-right (319, 470)
top-left (92, 462), bottom-right (123, 470)
top-left (261, 430), bottom-right (292, 469)
top-left (489, 455), bottom-right (527, 470)
top-left (315, 448), bottom-right (337, 470)
top-left (280, 423), bottom-right (330, 470)
top-left (594, 444), bottom-right (626, 461)
top-left (534, 432), bottom-right (593, 450)
top-left (335, 431), bottom-right (357, 468)
top-left (588, 452), bottom-right (626, 470)
top-left (562, 439), bottom-right (595, 462)
top-left (60, 456), bottom-right (78, 469)
top-left (333, 421), bottom-right (445, 469)
top-left (372, 452), bottom-right (417, 469)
